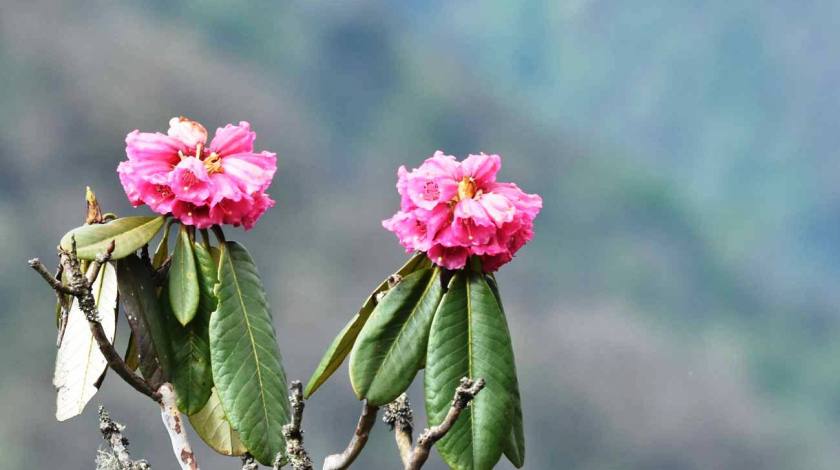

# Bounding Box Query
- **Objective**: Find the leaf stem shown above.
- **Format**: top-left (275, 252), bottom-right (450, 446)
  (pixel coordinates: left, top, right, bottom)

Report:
top-left (199, 228), bottom-right (211, 249)
top-left (211, 225), bottom-right (226, 244)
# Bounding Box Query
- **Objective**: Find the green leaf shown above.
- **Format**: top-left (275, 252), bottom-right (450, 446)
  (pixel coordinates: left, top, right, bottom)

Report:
top-left (424, 271), bottom-right (517, 470)
top-left (53, 262), bottom-right (118, 421)
top-left (117, 254), bottom-right (171, 388)
top-left (166, 242), bottom-right (218, 414)
top-left (349, 267), bottom-right (444, 405)
top-left (124, 332), bottom-right (139, 371)
top-left (60, 216), bottom-right (165, 260)
top-left (503, 387), bottom-right (525, 468)
top-left (486, 274), bottom-right (525, 468)
top-left (169, 225), bottom-right (200, 326)
top-left (189, 388), bottom-right (248, 456)
top-left (304, 253), bottom-right (429, 398)
top-left (210, 241), bottom-right (289, 465)
top-left (152, 219), bottom-right (175, 269)
top-left (193, 243), bottom-right (219, 313)
top-left (166, 289), bottom-right (213, 415)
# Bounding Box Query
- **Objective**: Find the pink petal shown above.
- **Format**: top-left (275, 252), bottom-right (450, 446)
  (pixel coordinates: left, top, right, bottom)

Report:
top-left (396, 166), bottom-right (416, 211)
top-left (119, 158), bottom-right (175, 180)
top-left (382, 211), bottom-right (425, 253)
top-left (208, 173), bottom-right (246, 205)
top-left (477, 192), bottom-right (515, 227)
top-left (220, 152), bottom-right (277, 194)
top-left (488, 182), bottom-right (543, 220)
top-left (117, 162), bottom-right (144, 206)
top-left (209, 192), bottom-right (275, 229)
top-left (170, 157), bottom-right (213, 204)
top-left (243, 192), bottom-right (275, 230)
top-left (427, 244), bottom-right (469, 270)
top-left (461, 153), bottom-right (501, 186)
top-left (125, 130), bottom-right (185, 162)
top-left (423, 151), bottom-right (461, 179)
top-left (210, 122), bottom-right (256, 156)
top-left (167, 117), bottom-right (208, 148)
top-left (480, 252), bottom-right (512, 273)
top-left (172, 201), bottom-right (219, 229)
top-left (454, 199), bottom-right (493, 227)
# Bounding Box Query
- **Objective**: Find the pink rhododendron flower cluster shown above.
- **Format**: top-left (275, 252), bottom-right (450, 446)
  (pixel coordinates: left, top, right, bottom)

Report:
top-left (383, 151), bottom-right (542, 272)
top-left (117, 117), bottom-right (277, 229)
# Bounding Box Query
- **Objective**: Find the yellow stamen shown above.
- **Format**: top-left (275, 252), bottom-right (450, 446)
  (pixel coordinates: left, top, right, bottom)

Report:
top-left (204, 152), bottom-right (223, 174)
top-left (457, 177), bottom-right (477, 200)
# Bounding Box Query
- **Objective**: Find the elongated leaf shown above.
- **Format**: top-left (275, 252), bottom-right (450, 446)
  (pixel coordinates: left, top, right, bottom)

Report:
top-left (152, 220), bottom-right (174, 269)
top-left (124, 332), bottom-right (139, 371)
top-left (169, 225), bottom-right (200, 326)
top-left (425, 271), bottom-right (517, 470)
top-left (167, 288), bottom-right (213, 415)
top-left (117, 254), bottom-right (171, 388)
top-left (167, 243), bottom-right (218, 414)
top-left (304, 253), bottom-right (429, 397)
top-left (210, 241), bottom-right (289, 465)
top-left (486, 274), bottom-right (525, 467)
top-left (349, 267), bottom-right (443, 405)
top-left (189, 388), bottom-right (248, 456)
top-left (60, 216), bottom-right (165, 260)
top-left (193, 243), bottom-right (219, 313)
top-left (53, 262), bottom-right (118, 421)
top-left (503, 386), bottom-right (525, 468)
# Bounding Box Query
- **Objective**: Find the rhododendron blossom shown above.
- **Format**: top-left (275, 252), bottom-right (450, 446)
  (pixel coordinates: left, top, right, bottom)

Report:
top-left (117, 117), bottom-right (276, 229)
top-left (383, 151), bottom-right (542, 271)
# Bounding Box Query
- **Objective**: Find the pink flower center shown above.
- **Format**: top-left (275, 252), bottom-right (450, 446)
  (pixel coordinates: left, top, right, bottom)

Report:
top-left (155, 185), bottom-right (173, 198)
top-left (179, 145), bottom-right (223, 175)
top-left (422, 180), bottom-right (440, 201)
top-left (180, 171), bottom-right (198, 190)
top-left (414, 219), bottom-right (427, 238)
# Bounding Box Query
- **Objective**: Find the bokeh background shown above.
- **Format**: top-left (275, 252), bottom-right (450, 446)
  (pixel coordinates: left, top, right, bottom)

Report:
top-left (2, 1), bottom-right (840, 468)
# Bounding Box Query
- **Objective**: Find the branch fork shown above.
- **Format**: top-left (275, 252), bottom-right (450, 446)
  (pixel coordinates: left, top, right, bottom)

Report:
top-left (30, 238), bottom-right (161, 402)
top-left (31, 236), bottom-right (199, 469)
top-left (404, 377), bottom-right (485, 470)
top-left (323, 377), bottom-right (484, 470)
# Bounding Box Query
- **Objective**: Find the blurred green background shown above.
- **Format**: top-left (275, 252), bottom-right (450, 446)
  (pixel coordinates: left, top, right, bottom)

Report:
top-left (3, 1), bottom-right (840, 468)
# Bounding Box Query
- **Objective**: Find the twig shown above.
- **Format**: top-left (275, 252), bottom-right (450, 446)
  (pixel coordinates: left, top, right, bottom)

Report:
top-left (29, 241), bottom-right (161, 402)
top-left (158, 383), bottom-right (199, 470)
top-left (322, 402), bottom-right (379, 470)
top-left (53, 263), bottom-right (70, 310)
top-left (405, 378), bottom-right (485, 470)
top-left (97, 405), bottom-right (150, 470)
top-left (52, 262), bottom-right (72, 347)
top-left (384, 398), bottom-right (413, 465)
top-left (278, 381), bottom-right (313, 470)
top-left (240, 454), bottom-right (258, 470)
top-left (383, 394), bottom-right (413, 467)
top-left (30, 258), bottom-right (79, 295)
